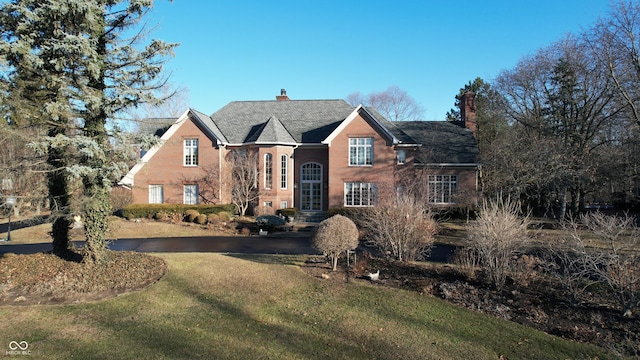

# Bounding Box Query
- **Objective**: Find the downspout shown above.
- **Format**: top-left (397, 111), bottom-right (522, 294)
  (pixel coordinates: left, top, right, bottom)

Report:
top-left (291, 144), bottom-right (299, 209)
top-left (219, 143), bottom-right (225, 203)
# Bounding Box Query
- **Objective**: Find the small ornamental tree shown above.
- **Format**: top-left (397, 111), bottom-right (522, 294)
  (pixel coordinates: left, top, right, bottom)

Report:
top-left (312, 215), bottom-right (359, 271)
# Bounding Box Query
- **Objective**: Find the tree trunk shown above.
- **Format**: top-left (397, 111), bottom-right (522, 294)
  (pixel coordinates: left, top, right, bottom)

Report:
top-left (48, 128), bottom-right (70, 256)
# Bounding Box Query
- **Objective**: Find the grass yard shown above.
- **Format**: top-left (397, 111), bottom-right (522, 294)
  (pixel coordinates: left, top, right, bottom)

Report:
top-left (0, 252), bottom-right (614, 359)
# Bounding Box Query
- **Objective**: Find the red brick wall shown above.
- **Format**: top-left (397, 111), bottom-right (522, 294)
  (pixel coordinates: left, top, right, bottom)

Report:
top-left (131, 117), bottom-right (222, 204)
top-left (256, 145), bottom-right (296, 210)
top-left (326, 114), bottom-right (397, 208)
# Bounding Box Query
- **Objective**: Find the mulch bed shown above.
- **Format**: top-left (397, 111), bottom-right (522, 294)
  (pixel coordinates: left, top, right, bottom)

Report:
top-left (0, 250), bottom-right (166, 305)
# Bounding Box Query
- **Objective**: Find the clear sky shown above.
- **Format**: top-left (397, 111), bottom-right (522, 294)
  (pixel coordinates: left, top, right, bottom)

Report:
top-left (146, 0), bottom-right (613, 120)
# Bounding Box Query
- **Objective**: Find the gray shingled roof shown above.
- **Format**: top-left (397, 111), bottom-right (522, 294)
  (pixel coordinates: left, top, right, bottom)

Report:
top-left (190, 108), bottom-right (228, 143)
top-left (201, 99), bottom-right (478, 164)
top-left (209, 100), bottom-right (354, 143)
top-left (390, 121), bottom-right (480, 164)
top-left (250, 116), bottom-right (297, 144)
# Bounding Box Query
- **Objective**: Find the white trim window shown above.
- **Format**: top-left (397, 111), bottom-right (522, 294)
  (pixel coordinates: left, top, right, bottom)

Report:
top-left (149, 184), bottom-right (164, 204)
top-left (280, 154), bottom-right (288, 189)
top-left (428, 175), bottom-right (458, 204)
top-left (184, 184), bottom-right (199, 204)
top-left (184, 139), bottom-right (199, 166)
top-left (349, 137), bottom-right (373, 166)
top-left (264, 153), bottom-right (273, 189)
top-left (345, 182), bottom-right (376, 207)
top-left (280, 201), bottom-right (288, 209)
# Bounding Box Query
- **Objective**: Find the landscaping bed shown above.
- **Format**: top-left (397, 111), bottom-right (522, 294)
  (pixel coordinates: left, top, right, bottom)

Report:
top-left (302, 253), bottom-right (640, 358)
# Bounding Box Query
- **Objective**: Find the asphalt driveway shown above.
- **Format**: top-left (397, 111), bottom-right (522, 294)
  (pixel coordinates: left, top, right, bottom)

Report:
top-left (0, 232), bottom-right (319, 256)
top-left (0, 232), bottom-right (457, 262)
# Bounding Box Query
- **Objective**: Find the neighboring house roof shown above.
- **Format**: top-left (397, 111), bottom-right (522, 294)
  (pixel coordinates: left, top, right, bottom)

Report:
top-left (209, 100), bottom-right (354, 144)
top-left (390, 121), bottom-right (480, 165)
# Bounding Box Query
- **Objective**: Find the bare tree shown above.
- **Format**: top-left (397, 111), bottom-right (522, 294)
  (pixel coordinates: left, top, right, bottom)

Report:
top-left (0, 123), bottom-right (48, 216)
top-left (312, 215), bottom-right (359, 271)
top-left (493, 35), bottom-right (625, 216)
top-left (346, 85), bottom-right (424, 121)
top-left (589, 1), bottom-right (640, 128)
top-left (229, 149), bottom-right (259, 216)
top-left (127, 85), bottom-right (189, 135)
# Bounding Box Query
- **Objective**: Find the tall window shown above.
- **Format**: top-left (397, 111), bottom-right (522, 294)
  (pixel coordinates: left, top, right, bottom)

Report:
top-left (344, 182), bottom-right (376, 207)
top-left (184, 184), bottom-right (198, 204)
top-left (280, 154), bottom-right (288, 189)
top-left (264, 153), bottom-right (273, 189)
top-left (349, 138), bottom-right (373, 166)
top-left (428, 175), bottom-right (458, 204)
top-left (184, 139), bottom-right (199, 166)
top-left (149, 185), bottom-right (164, 204)
top-left (397, 149), bottom-right (406, 164)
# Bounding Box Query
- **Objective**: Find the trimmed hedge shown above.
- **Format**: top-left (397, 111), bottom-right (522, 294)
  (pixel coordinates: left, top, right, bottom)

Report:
top-left (122, 204), bottom-right (236, 220)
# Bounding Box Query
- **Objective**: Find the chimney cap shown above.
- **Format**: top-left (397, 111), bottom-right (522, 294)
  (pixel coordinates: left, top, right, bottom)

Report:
top-left (281, 89), bottom-right (286, 95)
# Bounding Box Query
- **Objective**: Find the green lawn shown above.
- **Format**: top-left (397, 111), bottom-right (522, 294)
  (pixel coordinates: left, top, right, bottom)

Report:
top-left (0, 253), bottom-right (615, 359)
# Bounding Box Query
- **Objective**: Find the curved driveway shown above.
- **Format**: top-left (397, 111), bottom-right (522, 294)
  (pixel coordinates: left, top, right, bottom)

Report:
top-left (1, 233), bottom-right (456, 262)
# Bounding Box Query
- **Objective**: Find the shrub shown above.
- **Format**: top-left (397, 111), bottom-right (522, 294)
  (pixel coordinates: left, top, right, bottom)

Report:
top-left (356, 195), bottom-right (437, 262)
top-left (217, 211), bottom-right (232, 222)
top-left (185, 210), bottom-right (199, 223)
top-left (194, 214), bottom-right (208, 225)
top-left (207, 213), bottom-right (220, 223)
top-left (312, 215), bottom-right (359, 271)
top-left (465, 196), bottom-right (530, 290)
top-left (153, 211), bottom-right (169, 222)
top-left (121, 204), bottom-right (236, 220)
top-left (560, 212), bottom-right (640, 316)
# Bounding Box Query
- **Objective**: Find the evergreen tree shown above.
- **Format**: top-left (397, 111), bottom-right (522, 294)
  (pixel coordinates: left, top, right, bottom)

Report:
top-left (0, 0), bottom-right (176, 262)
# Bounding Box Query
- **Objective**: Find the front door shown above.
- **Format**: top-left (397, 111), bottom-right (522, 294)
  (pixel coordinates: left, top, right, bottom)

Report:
top-left (300, 163), bottom-right (322, 211)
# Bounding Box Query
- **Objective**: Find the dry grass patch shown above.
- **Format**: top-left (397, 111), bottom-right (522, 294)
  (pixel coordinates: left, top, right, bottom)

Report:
top-left (0, 253), bottom-right (615, 359)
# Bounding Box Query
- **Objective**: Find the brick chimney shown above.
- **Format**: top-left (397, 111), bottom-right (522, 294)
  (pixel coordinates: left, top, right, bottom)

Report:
top-left (276, 89), bottom-right (289, 101)
top-left (460, 91), bottom-right (477, 138)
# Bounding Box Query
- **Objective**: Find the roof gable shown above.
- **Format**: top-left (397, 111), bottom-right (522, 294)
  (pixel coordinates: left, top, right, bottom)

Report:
top-left (322, 105), bottom-right (399, 145)
top-left (250, 116), bottom-right (297, 144)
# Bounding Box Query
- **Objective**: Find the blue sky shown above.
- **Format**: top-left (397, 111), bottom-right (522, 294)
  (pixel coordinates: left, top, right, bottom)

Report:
top-left (147, 0), bottom-right (613, 120)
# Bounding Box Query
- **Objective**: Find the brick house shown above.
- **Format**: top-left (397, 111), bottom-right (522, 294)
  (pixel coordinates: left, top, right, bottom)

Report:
top-left (119, 90), bottom-right (480, 213)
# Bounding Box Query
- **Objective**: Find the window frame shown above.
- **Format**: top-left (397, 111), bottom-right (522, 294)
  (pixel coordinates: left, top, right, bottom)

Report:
top-left (184, 138), bottom-right (199, 166)
top-left (280, 154), bottom-right (288, 189)
top-left (349, 137), bottom-right (374, 166)
top-left (428, 175), bottom-right (458, 204)
top-left (149, 184), bottom-right (164, 204)
top-left (264, 153), bottom-right (273, 189)
top-left (397, 149), bottom-right (406, 165)
top-left (183, 184), bottom-right (199, 205)
top-left (344, 182), bottom-right (376, 207)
